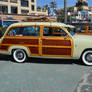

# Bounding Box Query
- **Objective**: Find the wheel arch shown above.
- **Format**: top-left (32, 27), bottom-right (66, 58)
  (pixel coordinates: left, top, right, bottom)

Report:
top-left (8, 46), bottom-right (31, 57)
top-left (80, 48), bottom-right (92, 59)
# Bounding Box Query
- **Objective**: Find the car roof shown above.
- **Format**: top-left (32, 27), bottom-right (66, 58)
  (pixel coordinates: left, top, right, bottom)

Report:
top-left (9, 22), bottom-right (74, 28)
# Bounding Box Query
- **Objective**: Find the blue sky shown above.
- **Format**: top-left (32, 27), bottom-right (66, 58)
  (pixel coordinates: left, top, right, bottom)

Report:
top-left (37, 0), bottom-right (92, 9)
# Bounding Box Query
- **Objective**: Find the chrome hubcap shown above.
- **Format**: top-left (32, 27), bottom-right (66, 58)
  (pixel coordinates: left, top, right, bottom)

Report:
top-left (86, 53), bottom-right (92, 62)
top-left (16, 51), bottom-right (24, 60)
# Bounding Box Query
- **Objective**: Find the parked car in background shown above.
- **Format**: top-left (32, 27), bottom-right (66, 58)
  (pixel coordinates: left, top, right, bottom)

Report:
top-left (69, 23), bottom-right (92, 35)
top-left (0, 22), bottom-right (92, 65)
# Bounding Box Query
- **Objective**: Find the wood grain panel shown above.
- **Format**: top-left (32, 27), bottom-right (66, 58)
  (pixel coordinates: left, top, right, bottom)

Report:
top-left (0, 45), bottom-right (9, 50)
top-left (2, 38), bottom-right (38, 45)
top-left (29, 47), bottom-right (39, 54)
top-left (42, 40), bottom-right (71, 46)
top-left (42, 47), bottom-right (71, 55)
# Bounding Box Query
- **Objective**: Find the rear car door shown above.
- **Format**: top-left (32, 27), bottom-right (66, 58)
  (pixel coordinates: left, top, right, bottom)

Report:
top-left (41, 26), bottom-right (73, 57)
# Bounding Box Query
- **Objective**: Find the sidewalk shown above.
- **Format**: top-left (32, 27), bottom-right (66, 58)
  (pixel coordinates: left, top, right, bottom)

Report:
top-left (75, 70), bottom-right (92, 92)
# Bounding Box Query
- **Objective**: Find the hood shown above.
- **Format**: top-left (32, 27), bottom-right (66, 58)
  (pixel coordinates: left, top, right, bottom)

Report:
top-left (72, 34), bottom-right (92, 40)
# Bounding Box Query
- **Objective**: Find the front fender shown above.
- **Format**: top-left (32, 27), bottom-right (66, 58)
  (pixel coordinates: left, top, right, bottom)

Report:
top-left (73, 36), bottom-right (92, 59)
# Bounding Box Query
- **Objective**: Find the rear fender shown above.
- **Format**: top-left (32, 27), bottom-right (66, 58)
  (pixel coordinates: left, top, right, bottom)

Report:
top-left (8, 46), bottom-right (31, 57)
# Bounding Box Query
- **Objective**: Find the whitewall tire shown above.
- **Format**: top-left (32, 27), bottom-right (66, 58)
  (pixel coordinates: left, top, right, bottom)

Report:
top-left (82, 50), bottom-right (92, 66)
top-left (12, 49), bottom-right (27, 63)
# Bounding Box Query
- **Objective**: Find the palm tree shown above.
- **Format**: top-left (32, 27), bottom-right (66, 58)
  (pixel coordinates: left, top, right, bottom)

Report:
top-left (44, 4), bottom-right (49, 10)
top-left (43, 4), bottom-right (51, 15)
top-left (37, 6), bottom-right (41, 11)
top-left (50, 1), bottom-right (57, 15)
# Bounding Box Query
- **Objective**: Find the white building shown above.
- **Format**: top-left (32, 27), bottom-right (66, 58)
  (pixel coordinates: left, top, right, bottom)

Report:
top-left (70, 0), bottom-right (92, 23)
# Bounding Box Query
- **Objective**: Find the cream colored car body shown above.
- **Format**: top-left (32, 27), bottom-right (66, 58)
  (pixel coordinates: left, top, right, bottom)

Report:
top-left (3, 34), bottom-right (92, 60)
top-left (0, 22), bottom-right (92, 61)
top-left (72, 35), bottom-right (92, 59)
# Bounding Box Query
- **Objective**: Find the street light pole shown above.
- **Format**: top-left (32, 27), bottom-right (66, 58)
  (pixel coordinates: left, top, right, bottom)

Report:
top-left (64, 0), bottom-right (67, 23)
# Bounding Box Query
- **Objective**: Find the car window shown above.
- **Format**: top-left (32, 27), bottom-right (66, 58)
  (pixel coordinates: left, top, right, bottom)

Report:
top-left (88, 27), bottom-right (92, 33)
top-left (23, 27), bottom-right (40, 36)
top-left (7, 26), bottom-right (40, 36)
top-left (66, 27), bottom-right (75, 35)
top-left (7, 27), bottom-right (23, 36)
top-left (43, 27), bottom-right (67, 37)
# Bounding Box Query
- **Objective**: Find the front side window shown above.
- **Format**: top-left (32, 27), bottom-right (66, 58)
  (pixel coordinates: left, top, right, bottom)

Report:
top-left (43, 27), bottom-right (67, 37)
top-left (7, 26), bottom-right (40, 36)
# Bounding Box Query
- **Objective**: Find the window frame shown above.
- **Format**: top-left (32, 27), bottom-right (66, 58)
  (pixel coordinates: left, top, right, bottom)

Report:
top-left (0, 5), bottom-right (8, 14)
top-left (42, 26), bottom-right (70, 38)
top-left (31, 5), bottom-right (35, 11)
top-left (31, 0), bottom-right (34, 2)
top-left (21, 0), bottom-right (29, 7)
top-left (5, 25), bottom-right (41, 37)
top-left (11, 6), bottom-right (18, 14)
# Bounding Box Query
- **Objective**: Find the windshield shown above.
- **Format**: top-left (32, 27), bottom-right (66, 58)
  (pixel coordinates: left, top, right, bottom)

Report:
top-left (66, 27), bottom-right (76, 36)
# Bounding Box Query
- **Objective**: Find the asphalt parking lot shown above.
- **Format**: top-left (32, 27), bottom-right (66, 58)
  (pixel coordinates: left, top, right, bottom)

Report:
top-left (0, 55), bottom-right (91, 92)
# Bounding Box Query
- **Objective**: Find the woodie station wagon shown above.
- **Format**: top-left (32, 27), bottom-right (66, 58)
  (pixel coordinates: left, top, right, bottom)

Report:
top-left (0, 22), bottom-right (92, 65)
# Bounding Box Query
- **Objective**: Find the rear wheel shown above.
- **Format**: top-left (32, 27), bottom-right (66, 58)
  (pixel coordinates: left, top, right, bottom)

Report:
top-left (12, 49), bottom-right (27, 63)
top-left (82, 50), bottom-right (92, 66)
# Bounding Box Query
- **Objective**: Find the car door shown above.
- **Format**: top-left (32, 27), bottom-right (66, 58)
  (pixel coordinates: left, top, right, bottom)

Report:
top-left (41, 26), bottom-right (73, 57)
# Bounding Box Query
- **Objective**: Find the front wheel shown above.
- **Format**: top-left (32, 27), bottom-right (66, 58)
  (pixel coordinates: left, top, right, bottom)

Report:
top-left (12, 49), bottom-right (27, 63)
top-left (82, 50), bottom-right (92, 66)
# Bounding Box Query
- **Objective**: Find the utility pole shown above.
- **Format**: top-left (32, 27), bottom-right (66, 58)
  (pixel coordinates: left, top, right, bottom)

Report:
top-left (64, 0), bottom-right (67, 23)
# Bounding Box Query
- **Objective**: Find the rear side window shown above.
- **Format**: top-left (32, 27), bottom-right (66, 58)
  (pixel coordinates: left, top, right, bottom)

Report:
top-left (7, 26), bottom-right (40, 36)
top-left (23, 27), bottom-right (40, 36)
top-left (7, 27), bottom-right (23, 36)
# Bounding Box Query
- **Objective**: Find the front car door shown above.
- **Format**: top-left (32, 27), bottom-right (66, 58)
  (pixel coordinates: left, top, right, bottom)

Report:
top-left (41, 26), bottom-right (73, 57)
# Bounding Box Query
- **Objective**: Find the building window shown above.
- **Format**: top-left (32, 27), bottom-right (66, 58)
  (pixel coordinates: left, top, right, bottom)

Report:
top-left (10, 0), bottom-right (17, 3)
top-left (31, 5), bottom-right (35, 11)
top-left (0, 0), bottom-right (8, 2)
top-left (21, 0), bottom-right (28, 7)
top-left (31, 0), bottom-right (34, 2)
top-left (0, 5), bottom-right (8, 14)
top-left (11, 6), bottom-right (17, 14)
top-left (21, 10), bottom-right (29, 14)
